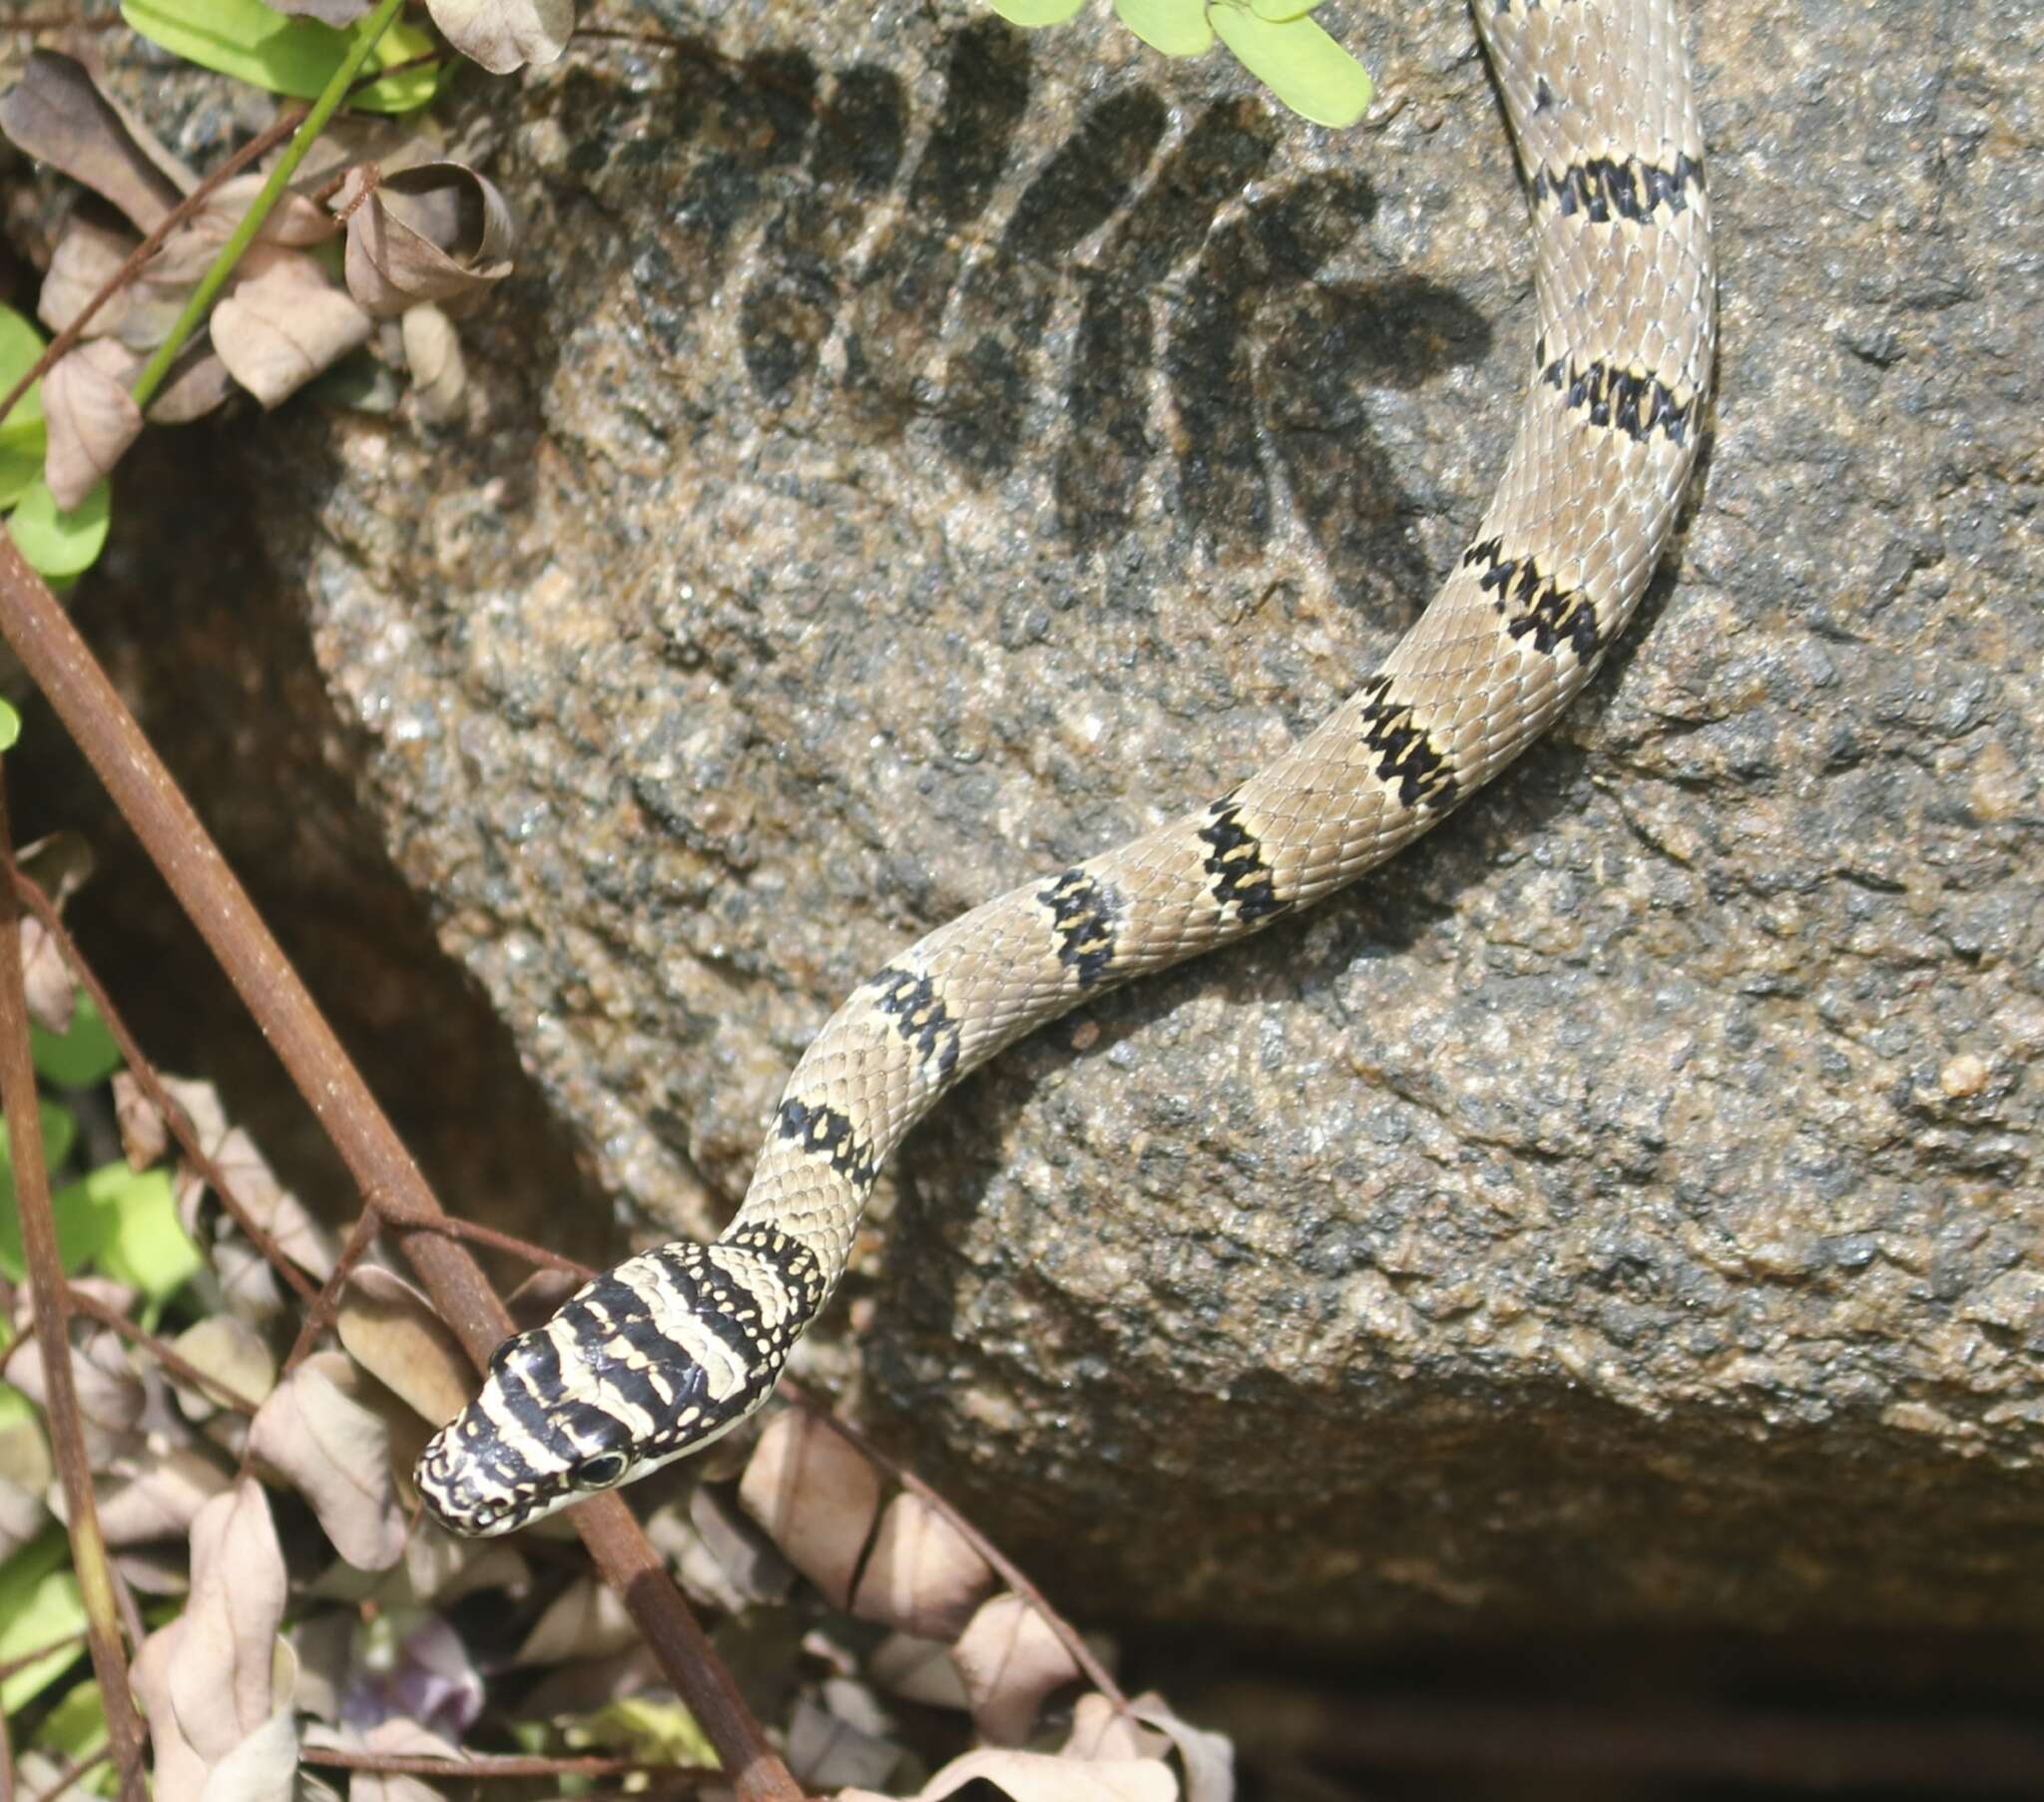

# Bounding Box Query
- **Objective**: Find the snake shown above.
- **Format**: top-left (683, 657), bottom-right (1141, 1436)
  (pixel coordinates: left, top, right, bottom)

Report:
top-left (416, 0), bottom-right (1717, 1537)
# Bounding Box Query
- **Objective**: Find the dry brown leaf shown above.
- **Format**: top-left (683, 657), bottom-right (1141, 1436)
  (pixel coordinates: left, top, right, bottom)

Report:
top-left (400, 301), bottom-right (466, 422)
top-left (249, 1350), bottom-right (407, 1571)
top-left (198, 171), bottom-right (335, 249)
top-left (146, 342), bottom-right (239, 425)
top-left (912, 1750), bottom-right (1178, 1802)
top-left (336, 161), bottom-right (515, 316)
top-left (867, 1632), bottom-right (971, 1711)
top-left (42, 337), bottom-right (143, 508)
top-left (192, 1704), bottom-right (298, 1802)
top-left (951, 1593), bottom-right (1085, 1746)
top-left (181, 1481), bottom-right (290, 1744)
top-left (18, 916), bottom-right (76, 1034)
top-left (170, 1314), bottom-right (277, 1419)
top-left (85, 1444), bottom-right (231, 1545)
top-left (850, 1491), bottom-right (996, 1639)
top-left (1064, 1694), bottom-right (1170, 1765)
top-left (786, 1693), bottom-right (903, 1794)
top-left (113, 1071), bottom-right (170, 1168)
top-left (738, 1410), bottom-right (881, 1607)
top-left (133, 1624), bottom-right (209, 1802)
top-left (512, 1573), bottom-right (641, 1666)
top-left (649, 1481), bottom-right (795, 1615)
top-left (212, 251), bottom-right (372, 407)
top-left (165, 1080), bottom-right (336, 1280)
top-left (0, 51), bottom-right (187, 232)
top-left (1128, 1695), bottom-right (1234, 1802)
top-left (5, 1325), bottom-right (144, 1463)
top-left (426, 0), bottom-right (574, 74)
top-left (337, 1265), bottom-right (474, 1428)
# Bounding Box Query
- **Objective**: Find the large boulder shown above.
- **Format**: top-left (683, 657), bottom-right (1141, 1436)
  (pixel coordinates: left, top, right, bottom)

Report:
top-left (36, 0), bottom-right (2044, 1639)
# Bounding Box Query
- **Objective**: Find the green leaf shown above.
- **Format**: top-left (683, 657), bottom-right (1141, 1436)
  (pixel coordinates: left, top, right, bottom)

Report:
top-left (0, 698), bottom-right (19, 753)
top-left (88, 1165), bottom-right (201, 1302)
top-left (36, 1678), bottom-right (111, 1764)
top-left (30, 996), bottom-right (120, 1089)
top-left (0, 1130), bottom-right (128, 1287)
top-left (121, 0), bottom-right (443, 115)
top-left (0, 1099), bottom-right (79, 1200)
top-left (6, 477), bottom-right (111, 580)
top-left (0, 1532), bottom-right (88, 1712)
top-left (983, 0), bottom-right (1089, 24)
top-left (1114, 0), bottom-right (1214, 55)
top-left (1208, 5), bottom-right (1372, 126)
top-left (0, 305), bottom-right (50, 511)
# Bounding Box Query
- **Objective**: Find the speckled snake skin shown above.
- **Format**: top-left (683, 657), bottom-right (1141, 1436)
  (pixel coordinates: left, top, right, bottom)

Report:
top-left (419, 0), bottom-right (1717, 1536)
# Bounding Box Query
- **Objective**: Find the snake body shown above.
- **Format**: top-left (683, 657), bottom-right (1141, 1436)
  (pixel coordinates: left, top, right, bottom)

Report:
top-left (418, 0), bottom-right (1717, 1537)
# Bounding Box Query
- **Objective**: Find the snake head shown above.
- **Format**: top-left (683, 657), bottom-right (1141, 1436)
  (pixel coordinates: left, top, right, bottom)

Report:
top-left (414, 1240), bottom-right (814, 1537)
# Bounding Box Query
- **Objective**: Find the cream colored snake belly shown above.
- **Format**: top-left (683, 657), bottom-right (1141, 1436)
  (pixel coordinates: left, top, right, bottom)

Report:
top-left (419, 0), bottom-right (1717, 1537)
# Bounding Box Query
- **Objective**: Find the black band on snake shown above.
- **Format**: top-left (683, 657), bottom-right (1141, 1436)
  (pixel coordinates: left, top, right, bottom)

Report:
top-left (417, 0), bottom-right (1718, 1539)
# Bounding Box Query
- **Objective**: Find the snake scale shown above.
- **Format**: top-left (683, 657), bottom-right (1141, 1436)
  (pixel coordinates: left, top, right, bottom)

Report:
top-left (418, 0), bottom-right (1717, 1537)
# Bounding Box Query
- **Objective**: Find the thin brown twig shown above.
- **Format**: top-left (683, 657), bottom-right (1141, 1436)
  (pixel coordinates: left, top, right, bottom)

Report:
top-left (61, 1281), bottom-right (262, 1414)
top-left (10, 869), bottom-right (322, 1305)
top-left (367, 1191), bottom-right (596, 1275)
top-left (779, 1378), bottom-right (1133, 1712)
top-left (0, 779), bottom-right (147, 1801)
top-left (300, 1748), bottom-right (720, 1781)
top-left (26, 1749), bottom-right (111, 1802)
top-left (0, 537), bottom-right (801, 1802)
top-left (0, 1628), bottom-right (87, 1684)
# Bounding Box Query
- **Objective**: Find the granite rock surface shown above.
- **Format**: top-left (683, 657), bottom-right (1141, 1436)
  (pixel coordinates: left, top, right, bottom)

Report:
top-left (28, 0), bottom-right (2043, 1638)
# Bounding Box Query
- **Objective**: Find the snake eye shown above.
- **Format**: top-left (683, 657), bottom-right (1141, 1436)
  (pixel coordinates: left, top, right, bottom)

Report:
top-left (577, 1451), bottom-right (630, 1489)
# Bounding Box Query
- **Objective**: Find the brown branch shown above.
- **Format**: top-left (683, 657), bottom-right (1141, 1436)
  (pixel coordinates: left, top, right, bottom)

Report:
top-left (0, 1628), bottom-right (86, 1684)
top-left (10, 869), bottom-right (321, 1305)
top-left (0, 775), bottom-right (147, 1800)
top-left (0, 536), bottom-right (800, 1802)
top-left (368, 1190), bottom-right (596, 1275)
top-left (61, 1282), bottom-right (261, 1414)
top-left (779, 1378), bottom-right (1131, 1712)
top-left (300, 1748), bottom-right (720, 1781)
top-left (27, 1749), bottom-right (110, 1802)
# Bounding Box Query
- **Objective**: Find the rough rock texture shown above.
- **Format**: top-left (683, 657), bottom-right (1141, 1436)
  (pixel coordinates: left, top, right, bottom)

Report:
top-left (33, 0), bottom-right (2044, 1639)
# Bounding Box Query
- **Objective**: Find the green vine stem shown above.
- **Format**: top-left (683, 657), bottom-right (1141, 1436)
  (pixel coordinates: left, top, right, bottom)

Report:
top-left (128, 0), bottom-right (405, 411)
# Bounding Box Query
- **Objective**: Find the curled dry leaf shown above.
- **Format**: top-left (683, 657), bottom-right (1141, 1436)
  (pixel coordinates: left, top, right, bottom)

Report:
top-left (41, 338), bottom-right (143, 510)
top-left (170, 1313), bottom-right (278, 1419)
top-left (1129, 1695), bottom-right (1235, 1802)
top-left (212, 251), bottom-right (373, 408)
top-left (850, 1490), bottom-right (996, 1639)
top-left (19, 916), bottom-right (77, 1034)
top-left (739, 1409), bottom-right (882, 1608)
top-left (5, 1325), bottom-right (145, 1464)
top-left (83, 1443), bottom-right (231, 1546)
top-left (134, 1482), bottom-right (297, 1802)
top-left (114, 1071), bottom-right (171, 1168)
top-left (401, 302), bottom-right (466, 422)
top-left (786, 1692), bottom-right (904, 1794)
top-left (249, 1349), bottom-right (408, 1571)
top-left (512, 1573), bottom-right (641, 1666)
top-left (336, 161), bottom-right (516, 317)
top-left (888, 1749), bottom-right (1178, 1802)
top-left (426, 0), bottom-right (575, 75)
top-left (951, 1593), bottom-right (1086, 1746)
top-left (1065, 1694), bottom-right (1170, 1765)
top-left (337, 1264), bottom-right (474, 1428)
top-left (0, 51), bottom-right (187, 234)
top-left (867, 1632), bottom-right (971, 1711)
top-left (166, 1077), bottom-right (338, 1280)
